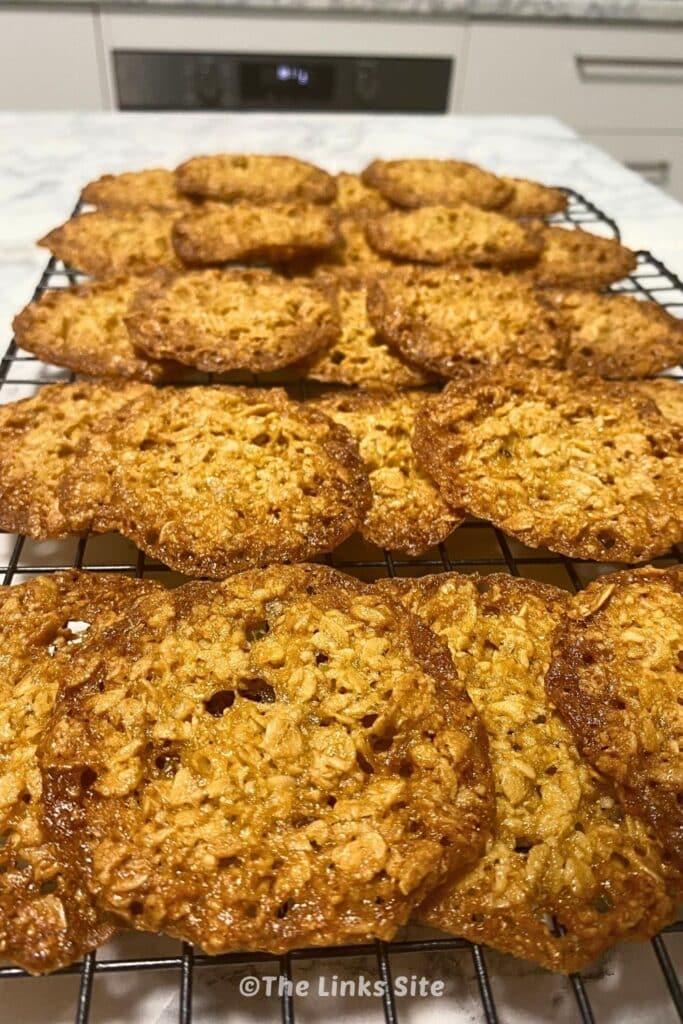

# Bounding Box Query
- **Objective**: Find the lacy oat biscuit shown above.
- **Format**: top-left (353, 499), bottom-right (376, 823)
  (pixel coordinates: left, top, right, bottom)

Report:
top-left (0, 380), bottom-right (151, 538)
top-left (367, 266), bottom-right (566, 375)
top-left (545, 289), bottom-right (683, 378)
top-left (172, 202), bottom-right (339, 267)
top-left (381, 572), bottom-right (678, 973)
top-left (40, 564), bottom-right (493, 954)
top-left (412, 368), bottom-right (683, 562)
top-left (313, 391), bottom-right (462, 554)
top-left (58, 386), bottom-right (371, 577)
top-left (364, 204), bottom-right (541, 267)
top-left (81, 168), bottom-right (197, 213)
top-left (498, 178), bottom-right (567, 219)
top-left (176, 154), bottom-right (336, 204)
top-left (334, 172), bottom-right (392, 219)
top-left (13, 276), bottom-right (177, 382)
top-left (0, 571), bottom-right (161, 973)
top-left (361, 159), bottom-right (511, 210)
top-left (300, 273), bottom-right (433, 389)
top-left (633, 378), bottom-right (683, 427)
top-left (529, 225), bottom-right (637, 288)
top-left (547, 566), bottom-right (683, 870)
top-left (38, 210), bottom-right (183, 278)
top-left (125, 268), bottom-right (338, 373)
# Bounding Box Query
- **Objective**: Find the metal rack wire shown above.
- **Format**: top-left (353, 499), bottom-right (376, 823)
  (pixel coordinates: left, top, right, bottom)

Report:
top-left (0, 188), bottom-right (681, 1024)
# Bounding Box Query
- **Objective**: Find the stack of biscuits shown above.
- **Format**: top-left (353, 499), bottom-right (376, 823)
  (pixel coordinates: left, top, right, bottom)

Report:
top-left (1, 154), bottom-right (681, 978)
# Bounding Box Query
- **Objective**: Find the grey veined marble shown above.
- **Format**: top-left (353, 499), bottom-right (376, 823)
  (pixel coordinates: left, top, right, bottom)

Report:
top-left (20, 0), bottom-right (683, 24)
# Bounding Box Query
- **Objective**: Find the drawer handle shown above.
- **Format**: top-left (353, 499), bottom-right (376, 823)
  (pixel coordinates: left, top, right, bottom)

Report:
top-left (625, 160), bottom-right (671, 186)
top-left (576, 56), bottom-right (683, 84)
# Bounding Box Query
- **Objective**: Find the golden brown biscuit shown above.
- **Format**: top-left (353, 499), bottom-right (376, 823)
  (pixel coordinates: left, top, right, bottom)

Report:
top-left (300, 273), bottom-right (433, 389)
top-left (176, 154), bottom-right (336, 204)
top-left (313, 217), bottom-right (398, 273)
top-left (58, 385), bottom-right (372, 577)
top-left (334, 172), bottom-right (392, 219)
top-left (498, 177), bottom-right (568, 218)
top-left (125, 268), bottom-right (338, 374)
top-left (365, 204), bottom-right (542, 267)
top-left (381, 572), bottom-right (678, 973)
top-left (0, 380), bottom-right (151, 538)
top-left (38, 210), bottom-right (183, 278)
top-left (0, 571), bottom-right (161, 973)
top-left (412, 367), bottom-right (683, 562)
top-left (172, 202), bottom-right (339, 267)
top-left (545, 289), bottom-right (683, 378)
top-left (547, 566), bottom-right (683, 870)
top-left (13, 276), bottom-right (177, 382)
top-left (633, 377), bottom-right (683, 427)
top-left (81, 168), bottom-right (198, 213)
top-left (367, 266), bottom-right (567, 376)
top-left (361, 159), bottom-right (511, 210)
top-left (40, 564), bottom-right (494, 954)
top-left (313, 391), bottom-right (463, 555)
top-left (529, 226), bottom-right (637, 288)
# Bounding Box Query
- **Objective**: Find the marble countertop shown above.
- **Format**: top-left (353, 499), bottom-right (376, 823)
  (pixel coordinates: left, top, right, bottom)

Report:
top-left (10, 0), bottom-right (683, 24)
top-left (2, 111), bottom-right (683, 353)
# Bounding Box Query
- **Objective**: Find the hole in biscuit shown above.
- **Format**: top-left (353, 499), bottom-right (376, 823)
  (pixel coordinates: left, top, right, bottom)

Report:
top-left (593, 893), bottom-right (614, 914)
top-left (130, 900), bottom-right (144, 916)
top-left (315, 652), bottom-right (329, 665)
top-left (80, 767), bottom-right (98, 790)
top-left (21, 793), bottom-right (31, 805)
top-left (356, 750), bottom-right (374, 775)
top-left (326, 795), bottom-right (337, 808)
top-left (398, 760), bottom-right (414, 778)
top-left (370, 734), bottom-right (394, 754)
top-left (514, 840), bottom-right (533, 856)
top-left (238, 678), bottom-right (276, 703)
top-left (204, 690), bottom-right (236, 716)
top-left (276, 901), bottom-right (290, 919)
top-left (246, 620), bottom-right (269, 643)
top-left (361, 713), bottom-right (378, 728)
top-left (155, 751), bottom-right (180, 775)
top-left (251, 433), bottom-right (270, 446)
top-left (39, 878), bottom-right (58, 896)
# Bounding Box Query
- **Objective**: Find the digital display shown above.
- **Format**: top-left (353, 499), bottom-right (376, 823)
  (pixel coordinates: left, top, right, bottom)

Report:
top-left (240, 61), bottom-right (334, 104)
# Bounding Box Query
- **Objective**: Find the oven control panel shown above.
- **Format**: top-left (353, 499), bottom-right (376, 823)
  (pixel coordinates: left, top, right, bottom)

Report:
top-left (113, 51), bottom-right (452, 113)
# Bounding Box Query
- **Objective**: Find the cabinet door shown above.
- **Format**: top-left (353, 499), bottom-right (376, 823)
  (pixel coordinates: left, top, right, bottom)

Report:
top-left (0, 8), bottom-right (103, 110)
top-left (586, 133), bottom-right (683, 202)
top-left (461, 24), bottom-right (683, 134)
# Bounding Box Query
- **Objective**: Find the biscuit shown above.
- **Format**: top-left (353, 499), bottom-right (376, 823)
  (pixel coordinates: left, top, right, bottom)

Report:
top-left (545, 289), bottom-right (683, 378)
top-left (361, 159), bottom-right (511, 210)
top-left (172, 202), bottom-right (339, 267)
top-left (381, 572), bottom-right (678, 973)
top-left (0, 380), bottom-right (151, 539)
top-left (13, 276), bottom-right (177, 382)
top-left (313, 391), bottom-right (463, 555)
top-left (0, 571), bottom-right (161, 973)
top-left (125, 268), bottom-right (339, 374)
top-left (40, 564), bottom-right (494, 954)
top-left (367, 266), bottom-right (567, 376)
top-left (412, 367), bottom-right (683, 562)
top-left (58, 385), bottom-right (372, 577)
top-left (498, 178), bottom-right (567, 219)
top-left (633, 378), bottom-right (683, 427)
top-left (334, 172), bottom-right (392, 219)
top-left (300, 274), bottom-right (434, 389)
top-left (547, 566), bottom-right (683, 870)
top-left (38, 210), bottom-right (183, 278)
top-left (529, 226), bottom-right (637, 288)
top-left (314, 217), bottom-right (398, 273)
top-left (176, 154), bottom-right (336, 204)
top-left (81, 168), bottom-right (198, 213)
top-left (364, 204), bottom-right (542, 267)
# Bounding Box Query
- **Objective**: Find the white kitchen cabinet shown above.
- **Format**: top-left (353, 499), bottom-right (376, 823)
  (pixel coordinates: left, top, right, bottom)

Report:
top-left (460, 23), bottom-right (683, 135)
top-left (586, 133), bottom-right (683, 200)
top-left (0, 7), bottom-right (104, 110)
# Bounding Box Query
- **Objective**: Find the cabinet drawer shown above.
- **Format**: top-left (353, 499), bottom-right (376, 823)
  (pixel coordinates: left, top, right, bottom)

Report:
top-left (460, 24), bottom-right (683, 134)
top-left (0, 8), bottom-right (103, 110)
top-left (586, 133), bottom-right (683, 202)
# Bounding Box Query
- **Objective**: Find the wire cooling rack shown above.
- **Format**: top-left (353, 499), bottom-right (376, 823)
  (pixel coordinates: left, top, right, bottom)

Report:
top-left (0, 188), bottom-right (681, 1024)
